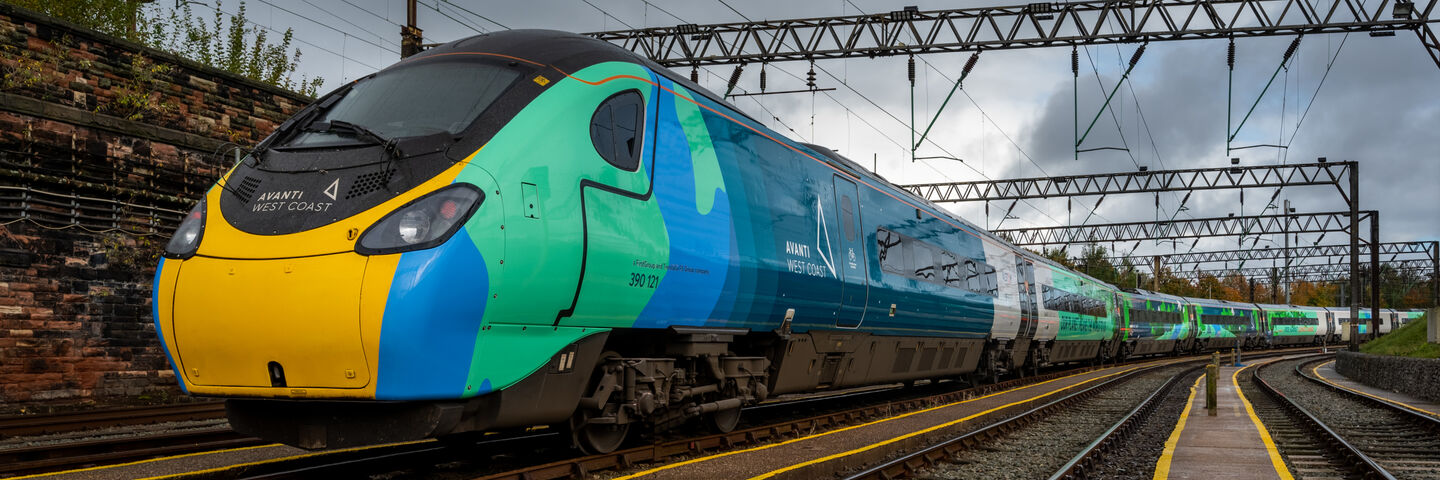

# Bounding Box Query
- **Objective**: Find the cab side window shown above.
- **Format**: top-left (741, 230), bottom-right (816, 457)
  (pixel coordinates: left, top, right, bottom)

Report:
top-left (590, 90), bottom-right (646, 171)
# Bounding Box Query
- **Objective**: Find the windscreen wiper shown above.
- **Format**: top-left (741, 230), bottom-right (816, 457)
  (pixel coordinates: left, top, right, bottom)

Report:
top-left (324, 120), bottom-right (400, 154)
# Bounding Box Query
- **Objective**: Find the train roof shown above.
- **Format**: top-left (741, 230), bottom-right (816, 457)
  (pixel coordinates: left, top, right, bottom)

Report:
top-left (414, 30), bottom-right (755, 124)
top-left (1178, 296), bottom-right (1259, 309)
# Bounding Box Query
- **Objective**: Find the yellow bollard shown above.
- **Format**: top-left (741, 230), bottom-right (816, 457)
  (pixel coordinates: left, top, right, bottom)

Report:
top-left (1205, 363), bottom-right (1218, 416)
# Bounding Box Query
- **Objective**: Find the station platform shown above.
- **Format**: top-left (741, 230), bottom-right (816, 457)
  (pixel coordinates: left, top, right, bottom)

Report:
top-left (1311, 360), bottom-right (1440, 418)
top-left (1153, 362), bottom-right (1292, 480)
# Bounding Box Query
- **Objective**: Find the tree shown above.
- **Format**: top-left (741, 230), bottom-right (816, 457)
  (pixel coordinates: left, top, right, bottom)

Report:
top-left (6, 0), bottom-right (322, 95)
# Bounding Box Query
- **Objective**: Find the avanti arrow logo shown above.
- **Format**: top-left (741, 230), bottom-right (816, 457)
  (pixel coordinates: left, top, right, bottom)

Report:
top-left (322, 178), bottom-right (339, 201)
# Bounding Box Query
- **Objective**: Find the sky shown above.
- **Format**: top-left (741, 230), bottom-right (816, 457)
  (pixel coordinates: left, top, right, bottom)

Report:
top-left (175, 0), bottom-right (1440, 275)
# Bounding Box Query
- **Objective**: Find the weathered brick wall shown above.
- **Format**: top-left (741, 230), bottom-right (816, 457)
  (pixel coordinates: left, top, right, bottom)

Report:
top-left (0, 4), bottom-right (311, 411)
top-left (1335, 351), bottom-right (1440, 403)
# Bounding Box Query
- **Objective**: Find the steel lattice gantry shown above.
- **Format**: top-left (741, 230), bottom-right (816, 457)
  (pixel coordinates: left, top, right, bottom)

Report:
top-left (1170, 258), bottom-right (1434, 279)
top-left (1109, 240), bottom-right (1438, 265)
top-left (902, 161), bottom-right (1351, 203)
top-left (589, 0), bottom-right (1440, 69)
top-left (993, 210), bottom-right (1373, 246)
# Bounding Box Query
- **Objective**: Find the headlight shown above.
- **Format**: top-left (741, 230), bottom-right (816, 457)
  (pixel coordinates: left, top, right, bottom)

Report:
top-left (357, 184), bottom-right (484, 255)
top-left (164, 201), bottom-right (206, 259)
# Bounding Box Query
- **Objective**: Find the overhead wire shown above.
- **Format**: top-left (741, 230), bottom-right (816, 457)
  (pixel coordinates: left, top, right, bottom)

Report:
top-left (298, 0), bottom-right (400, 48)
top-left (194, 2), bottom-right (386, 71)
top-left (338, 0), bottom-right (398, 26)
top-left (442, 0), bottom-right (512, 30)
top-left (421, 1), bottom-right (487, 34)
top-left (253, 0), bottom-right (400, 55)
top-left (582, 0), bottom-right (638, 29)
top-left (796, 62), bottom-right (1064, 228)
top-left (640, 0), bottom-right (688, 24)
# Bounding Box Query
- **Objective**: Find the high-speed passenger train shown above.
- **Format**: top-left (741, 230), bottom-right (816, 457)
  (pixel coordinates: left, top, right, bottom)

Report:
top-left (150, 30), bottom-right (1416, 454)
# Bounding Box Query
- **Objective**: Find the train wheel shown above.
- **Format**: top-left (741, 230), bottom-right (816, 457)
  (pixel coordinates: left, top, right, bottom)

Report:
top-left (709, 406), bottom-right (742, 433)
top-left (570, 351), bottom-right (629, 454)
top-left (571, 412), bottom-right (629, 455)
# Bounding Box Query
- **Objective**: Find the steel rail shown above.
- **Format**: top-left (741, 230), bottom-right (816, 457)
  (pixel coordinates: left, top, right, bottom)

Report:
top-left (841, 361), bottom-right (1188, 480)
top-left (0, 427), bottom-right (261, 475)
top-left (1047, 365), bottom-right (1203, 480)
top-left (1295, 358), bottom-right (1440, 432)
top-left (1251, 356), bottom-right (1394, 479)
top-left (0, 402), bottom-right (226, 438)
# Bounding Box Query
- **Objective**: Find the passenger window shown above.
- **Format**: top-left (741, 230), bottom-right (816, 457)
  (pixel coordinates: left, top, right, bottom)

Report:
top-left (940, 252), bottom-right (962, 287)
top-left (841, 195), bottom-right (857, 241)
top-left (590, 90), bottom-right (645, 171)
top-left (912, 245), bottom-right (935, 280)
top-left (877, 228), bottom-right (906, 273)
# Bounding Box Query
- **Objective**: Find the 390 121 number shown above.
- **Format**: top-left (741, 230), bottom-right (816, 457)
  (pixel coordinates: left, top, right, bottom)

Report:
top-left (628, 272), bottom-right (659, 288)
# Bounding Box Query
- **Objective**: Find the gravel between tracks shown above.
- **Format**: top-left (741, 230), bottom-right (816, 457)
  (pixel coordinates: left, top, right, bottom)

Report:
top-left (1259, 357), bottom-right (1440, 480)
top-left (914, 364), bottom-right (1192, 480)
top-left (1084, 370), bottom-right (1203, 480)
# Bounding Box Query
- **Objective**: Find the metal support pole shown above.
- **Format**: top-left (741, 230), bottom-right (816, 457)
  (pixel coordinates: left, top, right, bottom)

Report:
top-left (1154, 256), bottom-right (1162, 291)
top-left (1348, 162), bottom-right (1360, 351)
top-left (1205, 357), bottom-right (1218, 417)
top-left (400, 0), bottom-right (423, 58)
top-left (1284, 199), bottom-right (1291, 304)
top-left (1433, 241), bottom-right (1439, 308)
top-left (1370, 213), bottom-right (1381, 339)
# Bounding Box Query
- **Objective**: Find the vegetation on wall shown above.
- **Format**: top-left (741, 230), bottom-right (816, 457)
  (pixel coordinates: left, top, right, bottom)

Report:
top-left (5, 0), bottom-right (323, 96)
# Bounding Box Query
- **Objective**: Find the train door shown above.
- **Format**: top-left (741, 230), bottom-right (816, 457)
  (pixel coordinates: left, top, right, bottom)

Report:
top-left (832, 176), bottom-right (867, 328)
top-left (1014, 258), bottom-right (1039, 342)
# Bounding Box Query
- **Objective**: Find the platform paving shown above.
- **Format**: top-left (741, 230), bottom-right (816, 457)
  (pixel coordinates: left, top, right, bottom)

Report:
top-left (1155, 364), bottom-right (1290, 480)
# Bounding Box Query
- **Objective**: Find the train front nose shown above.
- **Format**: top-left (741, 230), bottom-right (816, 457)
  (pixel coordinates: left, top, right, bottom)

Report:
top-left (171, 254), bottom-right (374, 392)
top-left (163, 181), bottom-right (496, 401)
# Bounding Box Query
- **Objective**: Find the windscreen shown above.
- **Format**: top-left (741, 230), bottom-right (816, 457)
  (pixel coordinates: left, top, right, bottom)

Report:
top-left (286, 60), bottom-right (521, 146)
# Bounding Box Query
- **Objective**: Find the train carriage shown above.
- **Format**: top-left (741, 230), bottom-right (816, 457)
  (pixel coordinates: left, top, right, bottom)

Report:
top-left (1256, 304), bottom-right (1321, 347)
top-left (150, 29), bottom-right (1361, 455)
top-left (1119, 289), bottom-right (1190, 357)
top-left (1178, 297), bottom-right (1260, 351)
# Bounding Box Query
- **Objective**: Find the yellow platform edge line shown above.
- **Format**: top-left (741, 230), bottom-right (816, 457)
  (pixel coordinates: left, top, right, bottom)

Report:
top-left (613, 359), bottom-right (1171, 480)
top-left (1312, 360), bottom-right (1438, 417)
top-left (742, 362), bottom-right (1168, 480)
top-left (1232, 361), bottom-right (1296, 480)
top-left (1151, 374), bottom-right (1203, 480)
top-left (134, 439), bottom-right (435, 480)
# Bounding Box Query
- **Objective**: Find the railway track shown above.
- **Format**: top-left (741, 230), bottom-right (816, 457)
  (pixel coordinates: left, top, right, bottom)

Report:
top-left (191, 360), bottom-right (1151, 480)
top-left (843, 350), bottom-right (1318, 480)
top-left (0, 402), bottom-right (226, 438)
top-left (0, 426), bottom-right (262, 476)
top-left (1243, 356), bottom-right (1365, 480)
top-left (5, 348), bottom-right (1319, 479)
top-left (1251, 355), bottom-right (1440, 479)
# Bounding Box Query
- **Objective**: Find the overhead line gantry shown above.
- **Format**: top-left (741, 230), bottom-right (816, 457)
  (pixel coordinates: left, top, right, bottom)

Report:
top-left (900, 160), bottom-right (1351, 202)
top-left (588, 0), bottom-right (1440, 69)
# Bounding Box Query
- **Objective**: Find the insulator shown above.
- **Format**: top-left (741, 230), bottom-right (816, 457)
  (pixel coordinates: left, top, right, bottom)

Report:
top-left (690, 66), bottom-right (699, 83)
top-left (1227, 39), bottom-right (1236, 70)
top-left (1128, 44), bottom-right (1146, 69)
top-left (962, 52), bottom-right (980, 78)
top-left (907, 56), bottom-right (916, 85)
top-left (806, 62), bottom-right (816, 88)
top-left (760, 66), bottom-right (767, 91)
top-left (1071, 47), bottom-right (1079, 77)
top-left (727, 64), bottom-right (744, 92)
top-left (1283, 36), bottom-right (1302, 62)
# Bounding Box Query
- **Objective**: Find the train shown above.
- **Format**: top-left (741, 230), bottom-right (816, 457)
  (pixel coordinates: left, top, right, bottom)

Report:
top-left (149, 30), bottom-right (1426, 454)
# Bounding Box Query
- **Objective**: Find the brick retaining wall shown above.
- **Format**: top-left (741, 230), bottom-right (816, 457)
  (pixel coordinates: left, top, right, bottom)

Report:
top-left (1334, 351), bottom-right (1440, 403)
top-left (0, 4), bottom-right (310, 410)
